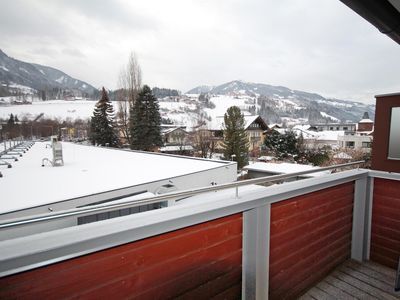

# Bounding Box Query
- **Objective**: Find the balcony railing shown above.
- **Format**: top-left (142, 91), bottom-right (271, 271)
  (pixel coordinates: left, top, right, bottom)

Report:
top-left (0, 163), bottom-right (399, 299)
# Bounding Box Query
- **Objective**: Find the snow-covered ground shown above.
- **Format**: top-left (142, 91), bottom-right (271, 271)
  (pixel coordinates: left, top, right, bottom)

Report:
top-left (0, 100), bottom-right (97, 120)
top-left (320, 112), bottom-right (340, 122)
top-left (0, 99), bottom-right (200, 127)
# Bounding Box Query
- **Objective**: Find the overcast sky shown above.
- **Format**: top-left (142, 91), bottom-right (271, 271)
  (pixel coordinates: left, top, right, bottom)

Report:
top-left (1, 0), bottom-right (399, 103)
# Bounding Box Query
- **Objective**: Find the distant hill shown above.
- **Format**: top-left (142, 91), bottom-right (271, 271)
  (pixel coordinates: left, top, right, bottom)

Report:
top-left (0, 49), bottom-right (98, 99)
top-left (187, 80), bottom-right (375, 123)
top-left (186, 85), bottom-right (214, 94)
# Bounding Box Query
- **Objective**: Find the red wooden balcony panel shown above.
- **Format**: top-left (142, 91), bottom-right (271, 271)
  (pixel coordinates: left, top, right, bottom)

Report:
top-left (371, 178), bottom-right (400, 269)
top-left (0, 213), bottom-right (243, 300)
top-left (269, 182), bottom-right (355, 300)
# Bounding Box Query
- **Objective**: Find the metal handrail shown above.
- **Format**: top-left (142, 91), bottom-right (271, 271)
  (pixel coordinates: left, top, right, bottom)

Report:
top-left (0, 160), bottom-right (364, 229)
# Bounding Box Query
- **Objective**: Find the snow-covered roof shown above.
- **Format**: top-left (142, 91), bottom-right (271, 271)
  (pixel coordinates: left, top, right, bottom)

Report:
top-left (358, 118), bottom-right (374, 123)
top-left (243, 162), bottom-right (330, 177)
top-left (0, 142), bottom-right (229, 214)
top-left (208, 115), bottom-right (266, 131)
top-left (161, 127), bottom-right (187, 135)
top-left (292, 124), bottom-right (312, 131)
top-left (160, 145), bottom-right (193, 152)
top-left (292, 128), bottom-right (344, 141)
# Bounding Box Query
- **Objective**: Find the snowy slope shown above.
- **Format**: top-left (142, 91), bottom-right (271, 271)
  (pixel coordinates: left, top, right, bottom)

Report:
top-left (0, 49), bottom-right (97, 96)
top-left (188, 80), bottom-right (375, 123)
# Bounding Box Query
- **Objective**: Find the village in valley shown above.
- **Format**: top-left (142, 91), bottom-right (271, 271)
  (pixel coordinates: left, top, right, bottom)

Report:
top-left (1, 0), bottom-right (399, 299)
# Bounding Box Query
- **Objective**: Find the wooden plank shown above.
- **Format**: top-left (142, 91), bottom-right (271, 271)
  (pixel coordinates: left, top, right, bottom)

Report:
top-left (307, 286), bottom-right (336, 300)
top-left (363, 261), bottom-right (397, 280)
top-left (333, 270), bottom-right (399, 300)
top-left (340, 265), bottom-right (399, 298)
top-left (315, 280), bottom-right (355, 299)
top-left (324, 274), bottom-right (377, 299)
top-left (298, 292), bottom-right (317, 300)
top-left (345, 260), bottom-right (396, 285)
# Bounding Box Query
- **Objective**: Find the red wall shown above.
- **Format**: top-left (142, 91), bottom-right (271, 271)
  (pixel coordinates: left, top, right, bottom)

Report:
top-left (269, 182), bottom-right (354, 299)
top-left (0, 214), bottom-right (243, 300)
top-left (371, 178), bottom-right (400, 269)
top-left (371, 94), bottom-right (400, 172)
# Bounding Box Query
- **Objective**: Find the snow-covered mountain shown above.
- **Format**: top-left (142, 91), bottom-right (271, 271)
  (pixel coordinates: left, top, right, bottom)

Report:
top-left (187, 80), bottom-right (375, 123)
top-left (186, 85), bottom-right (214, 94)
top-left (0, 49), bottom-right (97, 98)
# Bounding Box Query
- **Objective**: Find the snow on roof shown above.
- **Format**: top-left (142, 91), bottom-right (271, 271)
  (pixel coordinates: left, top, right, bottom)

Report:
top-left (208, 114), bottom-right (264, 131)
top-left (358, 119), bottom-right (374, 123)
top-left (292, 124), bottom-right (312, 131)
top-left (244, 162), bottom-right (330, 177)
top-left (0, 142), bottom-right (228, 214)
top-left (161, 127), bottom-right (186, 135)
top-left (315, 130), bottom-right (345, 141)
top-left (292, 128), bottom-right (344, 141)
top-left (160, 145), bottom-right (193, 152)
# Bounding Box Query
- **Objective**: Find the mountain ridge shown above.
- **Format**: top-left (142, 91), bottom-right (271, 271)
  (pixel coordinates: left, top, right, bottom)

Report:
top-left (187, 80), bottom-right (375, 123)
top-left (0, 49), bottom-right (97, 98)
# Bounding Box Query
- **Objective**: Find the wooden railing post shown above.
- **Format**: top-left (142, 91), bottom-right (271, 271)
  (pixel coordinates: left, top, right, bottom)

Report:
top-left (242, 204), bottom-right (271, 300)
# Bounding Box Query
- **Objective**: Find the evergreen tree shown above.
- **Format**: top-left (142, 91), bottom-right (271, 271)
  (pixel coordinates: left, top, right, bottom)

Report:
top-left (264, 130), bottom-right (300, 160)
top-left (7, 114), bottom-right (15, 125)
top-left (129, 85), bottom-right (162, 151)
top-left (89, 87), bottom-right (119, 147)
top-left (222, 106), bottom-right (249, 168)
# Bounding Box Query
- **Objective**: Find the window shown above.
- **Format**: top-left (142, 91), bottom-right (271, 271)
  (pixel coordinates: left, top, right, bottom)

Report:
top-left (343, 127), bottom-right (348, 130)
top-left (362, 142), bottom-right (371, 148)
top-left (346, 141), bottom-right (355, 148)
top-left (388, 107), bottom-right (400, 159)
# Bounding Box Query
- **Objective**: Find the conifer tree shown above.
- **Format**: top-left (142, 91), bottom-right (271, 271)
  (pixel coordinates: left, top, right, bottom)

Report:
top-left (90, 87), bottom-right (119, 147)
top-left (264, 130), bottom-right (299, 160)
top-left (129, 85), bottom-right (162, 151)
top-left (222, 106), bottom-right (249, 168)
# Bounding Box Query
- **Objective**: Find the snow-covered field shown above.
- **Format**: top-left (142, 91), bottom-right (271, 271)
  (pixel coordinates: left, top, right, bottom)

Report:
top-left (0, 96), bottom-right (256, 128)
top-left (0, 100), bottom-right (97, 120)
top-left (0, 99), bottom-right (200, 127)
top-left (205, 95), bottom-right (256, 118)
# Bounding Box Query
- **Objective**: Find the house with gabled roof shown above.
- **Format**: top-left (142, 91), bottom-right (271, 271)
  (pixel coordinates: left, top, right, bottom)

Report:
top-left (206, 114), bottom-right (269, 153)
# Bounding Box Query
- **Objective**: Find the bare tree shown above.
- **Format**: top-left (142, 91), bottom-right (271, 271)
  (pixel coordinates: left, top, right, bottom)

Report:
top-left (117, 52), bottom-right (142, 145)
top-left (191, 129), bottom-right (215, 158)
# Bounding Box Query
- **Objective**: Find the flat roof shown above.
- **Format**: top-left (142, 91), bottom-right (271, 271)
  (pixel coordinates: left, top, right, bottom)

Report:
top-left (0, 142), bottom-right (230, 214)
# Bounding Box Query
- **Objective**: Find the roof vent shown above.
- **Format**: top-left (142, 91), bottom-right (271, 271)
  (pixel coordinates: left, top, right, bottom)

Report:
top-left (42, 136), bottom-right (64, 167)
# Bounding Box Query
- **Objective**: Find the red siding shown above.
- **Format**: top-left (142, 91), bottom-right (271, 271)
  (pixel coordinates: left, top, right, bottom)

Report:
top-left (0, 214), bottom-right (243, 300)
top-left (371, 178), bottom-right (400, 269)
top-left (269, 182), bottom-right (354, 299)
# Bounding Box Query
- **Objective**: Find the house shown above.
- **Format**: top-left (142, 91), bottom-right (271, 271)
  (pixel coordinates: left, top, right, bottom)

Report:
top-left (291, 126), bottom-right (344, 150)
top-left (207, 114), bottom-right (269, 153)
top-left (244, 115), bottom-right (269, 152)
top-left (309, 122), bottom-right (356, 132)
top-left (338, 112), bottom-right (374, 153)
top-left (161, 127), bottom-right (189, 146)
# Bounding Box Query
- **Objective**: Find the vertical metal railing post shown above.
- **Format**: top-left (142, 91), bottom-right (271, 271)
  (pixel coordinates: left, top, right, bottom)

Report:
top-left (351, 177), bottom-right (368, 261)
top-left (242, 203), bottom-right (271, 300)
